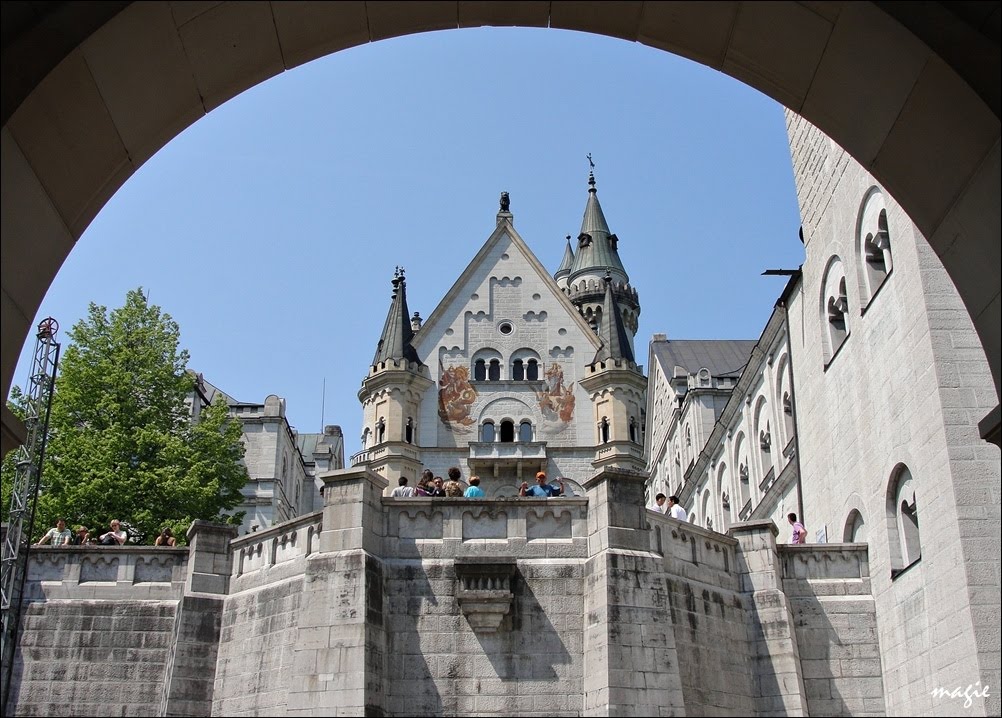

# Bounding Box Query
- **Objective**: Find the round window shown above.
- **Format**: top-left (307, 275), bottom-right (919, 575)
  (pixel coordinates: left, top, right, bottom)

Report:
top-left (498, 321), bottom-right (514, 335)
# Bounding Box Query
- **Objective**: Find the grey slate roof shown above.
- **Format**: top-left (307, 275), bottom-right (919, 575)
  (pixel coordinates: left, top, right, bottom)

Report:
top-left (296, 432), bottom-right (321, 458)
top-left (555, 237), bottom-right (575, 278)
top-left (651, 339), bottom-right (758, 378)
top-left (568, 173), bottom-right (629, 282)
top-left (594, 279), bottom-right (635, 364)
top-left (372, 272), bottom-right (422, 366)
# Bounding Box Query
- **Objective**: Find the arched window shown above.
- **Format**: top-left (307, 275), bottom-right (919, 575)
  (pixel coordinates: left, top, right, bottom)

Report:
top-left (782, 391), bottom-right (795, 448)
top-left (405, 417), bottom-right (414, 444)
top-left (629, 417), bottom-right (638, 443)
top-left (376, 418), bottom-right (386, 444)
top-left (488, 359), bottom-right (501, 381)
top-left (526, 359), bottom-right (539, 381)
top-left (701, 490), bottom-right (711, 530)
top-left (857, 189), bottom-right (893, 307)
top-left (599, 417), bottom-right (610, 444)
top-left (512, 359), bottom-right (524, 381)
top-left (887, 465), bottom-right (921, 576)
top-left (843, 509), bottom-right (866, 543)
top-left (499, 420), bottom-right (515, 443)
top-left (717, 463), bottom-right (731, 532)
top-left (361, 427), bottom-right (370, 449)
top-left (481, 421), bottom-right (495, 443)
top-left (519, 421), bottom-right (533, 443)
top-left (734, 433), bottom-right (750, 511)
top-left (821, 257), bottom-right (850, 364)
top-left (474, 359), bottom-right (486, 381)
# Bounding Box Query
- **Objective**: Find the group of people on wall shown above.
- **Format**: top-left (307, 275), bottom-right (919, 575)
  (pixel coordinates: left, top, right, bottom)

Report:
top-left (34, 518), bottom-right (178, 547)
top-left (389, 468), bottom-right (569, 499)
top-left (653, 492), bottom-right (808, 544)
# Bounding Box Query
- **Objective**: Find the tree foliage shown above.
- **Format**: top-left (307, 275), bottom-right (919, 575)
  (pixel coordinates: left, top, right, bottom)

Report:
top-left (33, 289), bottom-right (248, 543)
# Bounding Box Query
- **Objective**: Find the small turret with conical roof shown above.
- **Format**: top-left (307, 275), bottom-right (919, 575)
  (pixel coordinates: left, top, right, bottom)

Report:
top-left (563, 159), bottom-right (642, 355)
top-left (372, 267), bottom-right (422, 367)
top-left (554, 235), bottom-right (575, 290)
top-left (594, 273), bottom-right (636, 364)
top-left (357, 267), bottom-right (433, 486)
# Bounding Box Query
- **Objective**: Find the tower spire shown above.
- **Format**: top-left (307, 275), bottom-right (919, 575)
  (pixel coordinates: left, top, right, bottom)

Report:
top-left (594, 272), bottom-right (635, 364)
top-left (371, 267), bottom-right (422, 366)
top-left (568, 156), bottom-right (627, 284)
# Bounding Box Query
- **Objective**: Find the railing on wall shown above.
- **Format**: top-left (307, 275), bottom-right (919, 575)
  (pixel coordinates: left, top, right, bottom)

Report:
top-left (22, 546), bottom-right (188, 601)
top-left (381, 497), bottom-right (589, 560)
top-left (230, 511), bottom-right (323, 587)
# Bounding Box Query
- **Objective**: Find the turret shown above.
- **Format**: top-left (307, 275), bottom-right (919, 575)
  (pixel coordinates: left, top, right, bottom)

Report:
top-left (356, 268), bottom-right (433, 485)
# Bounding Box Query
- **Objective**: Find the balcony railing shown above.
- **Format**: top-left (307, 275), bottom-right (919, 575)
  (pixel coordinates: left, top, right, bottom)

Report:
top-left (468, 441), bottom-right (547, 462)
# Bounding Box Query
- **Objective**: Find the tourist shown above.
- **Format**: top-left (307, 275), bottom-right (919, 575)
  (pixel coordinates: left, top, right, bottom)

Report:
top-left (519, 471), bottom-right (564, 497)
top-left (788, 513), bottom-right (807, 544)
top-left (666, 496), bottom-right (688, 522)
top-left (155, 527), bottom-right (177, 546)
top-left (71, 526), bottom-right (93, 545)
top-left (390, 476), bottom-right (417, 498)
top-left (35, 518), bottom-right (72, 546)
top-left (444, 467), bottom-right (465, 497)
top-left (427, 476), bottom-right (447, 497)
top-left (463, 476), bottom-right (485, 498)
top-left (654, 493), bottom-right (668, 513)
top-left (98, 519), bottom-right (129, 545)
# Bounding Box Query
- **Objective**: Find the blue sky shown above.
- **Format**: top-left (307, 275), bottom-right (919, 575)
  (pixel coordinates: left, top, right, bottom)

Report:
top-left (14, 28), bottom-right (805, 456)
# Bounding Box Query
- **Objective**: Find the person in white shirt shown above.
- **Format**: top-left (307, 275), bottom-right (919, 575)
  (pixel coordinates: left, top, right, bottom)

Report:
top-left (98, 519), bottom-right (128, 545)
top-left (390, 476), bottom-right (417, 498)
top-left (654, 493), bottom-right (668, 513)
top-left (667, 495), bottom-right (688, 522)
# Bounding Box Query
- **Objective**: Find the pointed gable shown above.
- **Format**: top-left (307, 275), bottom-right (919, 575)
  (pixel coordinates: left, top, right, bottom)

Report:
top-left (413, 218), bottom-right (602, 356)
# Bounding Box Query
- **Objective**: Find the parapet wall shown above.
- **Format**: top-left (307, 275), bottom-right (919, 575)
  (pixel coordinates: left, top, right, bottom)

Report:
top-left (781, 543), bottom-right (885, 716)
top-left (9, 469), bottom-right (887, 717)
top-left (9, 546), bottom-right (188, 717)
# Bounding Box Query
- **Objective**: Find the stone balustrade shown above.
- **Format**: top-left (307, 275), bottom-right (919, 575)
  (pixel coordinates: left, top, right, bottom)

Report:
top-left (229, 510), bottom-right (322, 591)
top-left (646, 509), bottom-right (739, 584)
top-left (23, 545), bottom-right (188, 601)
top-left (380, 497), bottom-right (589, 559)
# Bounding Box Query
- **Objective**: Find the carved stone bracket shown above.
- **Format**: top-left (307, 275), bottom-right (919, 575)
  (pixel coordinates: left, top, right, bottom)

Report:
top-left (454, 557), bottom-right (516, 633)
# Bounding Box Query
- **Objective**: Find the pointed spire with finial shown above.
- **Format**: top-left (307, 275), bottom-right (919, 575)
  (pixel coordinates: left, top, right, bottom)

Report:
top-left (554, 234), bottom-right (575, 286)
top-left (569, 155), bottom-right (628, 284)
top-left (372, 266), bottom-right (422, 366)
top-left (593, 271), bottom-right (635, 364)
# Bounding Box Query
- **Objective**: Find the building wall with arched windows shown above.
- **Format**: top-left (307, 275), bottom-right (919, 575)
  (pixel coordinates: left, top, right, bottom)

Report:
top-left (647, 113), bottom-right (999, 716)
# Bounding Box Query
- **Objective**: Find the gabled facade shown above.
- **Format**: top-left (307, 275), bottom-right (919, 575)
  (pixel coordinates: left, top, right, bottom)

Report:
top-left (354, 176), bottom-right (648, 494)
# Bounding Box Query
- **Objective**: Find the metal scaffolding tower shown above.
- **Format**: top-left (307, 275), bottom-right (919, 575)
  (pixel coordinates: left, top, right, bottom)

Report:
top-left (1, 318), bottom-right (60, 716)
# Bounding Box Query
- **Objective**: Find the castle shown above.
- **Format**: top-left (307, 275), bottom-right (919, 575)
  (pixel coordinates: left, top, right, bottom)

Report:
top-left (5, 116), bottom-right (999, 716)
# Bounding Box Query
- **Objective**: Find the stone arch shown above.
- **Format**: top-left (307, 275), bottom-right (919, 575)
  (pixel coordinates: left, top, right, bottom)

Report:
top-left (843, 508), bottom-right (867, 543)
top-left (855, 186), bottom-right (893, 308)
top-left (2, 3), bottom-right (999, 448)
top-left (886, 463), bottom-right (921, 575)
top-left (820, 255), bottom-right (850, 364)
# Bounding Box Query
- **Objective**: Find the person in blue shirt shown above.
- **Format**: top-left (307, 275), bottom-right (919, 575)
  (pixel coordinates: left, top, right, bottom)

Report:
top-left (463, 476), bottom-right (485, 498)
top-left (520, 471), bottom-right (564, 497)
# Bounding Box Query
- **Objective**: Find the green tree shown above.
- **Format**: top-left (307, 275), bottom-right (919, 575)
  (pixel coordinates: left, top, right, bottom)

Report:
top-left (35, 289), bottom-right (248, 543)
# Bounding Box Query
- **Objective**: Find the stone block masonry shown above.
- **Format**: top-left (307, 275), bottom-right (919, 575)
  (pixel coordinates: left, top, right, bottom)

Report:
top-left (11, 467), bottom-right (896, 717)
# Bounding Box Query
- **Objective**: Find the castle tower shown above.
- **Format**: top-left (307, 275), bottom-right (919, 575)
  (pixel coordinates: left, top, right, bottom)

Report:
top-left (564, 167), bottom-right (641, 354)
top-left (357, 268), bottom-right (433, 484)
top-left (580, 275), bottom-right (648, 473)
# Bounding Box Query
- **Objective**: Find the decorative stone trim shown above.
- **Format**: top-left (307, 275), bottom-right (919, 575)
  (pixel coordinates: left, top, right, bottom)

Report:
top-left (454, 557), bottom-right (517, 632)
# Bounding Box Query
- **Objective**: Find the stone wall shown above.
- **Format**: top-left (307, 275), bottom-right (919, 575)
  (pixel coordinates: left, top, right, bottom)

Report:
top-left (781, 543), bottom-right (884, 716)
top-left (9, 546), bottom-right (187, 717)
top-left (10, 469), bottom-right (897, 717)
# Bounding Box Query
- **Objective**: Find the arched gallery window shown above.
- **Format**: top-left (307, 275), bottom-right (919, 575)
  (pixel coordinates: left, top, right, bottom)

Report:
top-left (519, 421), bottom-right (533, 443)
top-left (499, 420), bottom-right (515, 443)
top-left (481, 420), bottom-right (496, 443)
top-left (887, 465), bottom-right (921, 577)
top-left (857, 188), bottom-right (893, 307)
top-left (843, 509), bottom-right (866, 543)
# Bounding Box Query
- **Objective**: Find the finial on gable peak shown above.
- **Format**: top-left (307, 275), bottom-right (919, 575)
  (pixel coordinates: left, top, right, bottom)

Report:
top-left (500, 191), bottom-right (510, 212)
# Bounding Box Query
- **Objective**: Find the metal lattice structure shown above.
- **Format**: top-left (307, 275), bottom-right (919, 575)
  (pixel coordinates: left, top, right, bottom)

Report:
top-left (1, 318), bottom-right (60, 716)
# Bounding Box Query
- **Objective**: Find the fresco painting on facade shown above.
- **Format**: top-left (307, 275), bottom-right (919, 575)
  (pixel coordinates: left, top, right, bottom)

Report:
top-left (437, 363), bottom-right (477, 429)
top-left (536, 361), bottom-right (575, 424)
